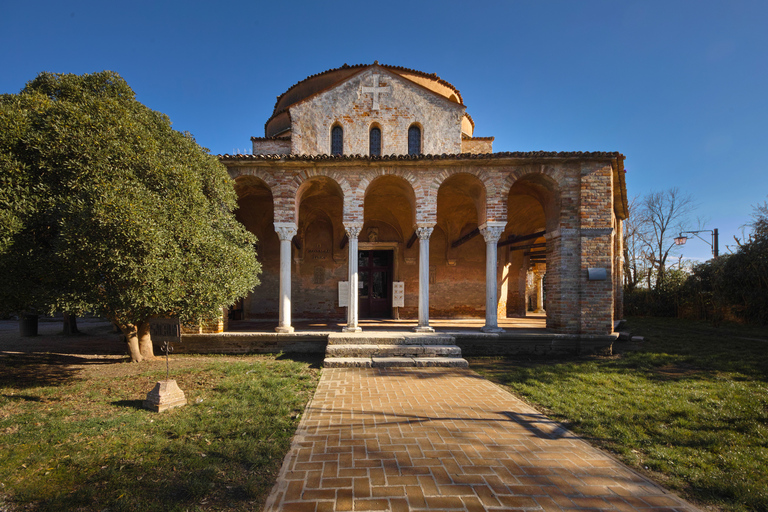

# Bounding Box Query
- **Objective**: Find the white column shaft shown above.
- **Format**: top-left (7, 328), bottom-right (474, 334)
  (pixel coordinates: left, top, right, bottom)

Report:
top-left (480, 222), bottom-right (506, 333)
top-left (485, 240), bottom-right (499, 328)
top-left (274, 223), bottom-right (297, 333)
top-left (343, 225), bottom-right (362, 332)
top-left (415, 226), bottom-right (434, 332)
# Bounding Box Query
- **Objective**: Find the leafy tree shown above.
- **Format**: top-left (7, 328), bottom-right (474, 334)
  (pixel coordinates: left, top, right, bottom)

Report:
top-left (0, 71), bottom-right (260, 361)
top-left (680, 199), bottom-right (768, 325)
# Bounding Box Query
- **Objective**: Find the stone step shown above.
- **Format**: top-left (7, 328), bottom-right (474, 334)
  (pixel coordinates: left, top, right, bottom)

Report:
top-left (326, 344), bottom-right (463, 358)
top-left (323, 356), bottom-right (469, 368)
top-left (326, 332), bottom-right (456, 346)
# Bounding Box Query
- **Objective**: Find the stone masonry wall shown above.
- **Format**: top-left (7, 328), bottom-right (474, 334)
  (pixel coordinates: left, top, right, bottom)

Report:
top-left (251, 138), bottom-right (291, 155)
top-left (461, 138), bottom-right (493, 154)
top-left (290, 68), bottom-right (465, 156)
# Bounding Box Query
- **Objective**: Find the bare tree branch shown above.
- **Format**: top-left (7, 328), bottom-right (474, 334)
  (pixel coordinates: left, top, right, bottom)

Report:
top-left (635, 187), bottom-right (697, 291)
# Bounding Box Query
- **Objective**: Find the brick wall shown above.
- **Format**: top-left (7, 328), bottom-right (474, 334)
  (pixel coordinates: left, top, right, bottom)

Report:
top-left (225, 156), bottom-right (622, 335)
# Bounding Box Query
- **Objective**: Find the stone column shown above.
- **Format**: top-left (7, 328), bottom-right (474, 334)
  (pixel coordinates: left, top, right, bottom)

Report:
top-left (534, 270), bottom-right (545, 313)
top-left (414, 225), bottom-right (434, 333)
top-left (343, 224), bottom-right (362, 333)
top-left (274, 222), bottom-right (297, 333)
top-left (480, 222), bottom-right (506, 333)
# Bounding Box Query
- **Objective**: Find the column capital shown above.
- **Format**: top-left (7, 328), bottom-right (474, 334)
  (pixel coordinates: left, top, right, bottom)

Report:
top-left (415, 226), bottom-right (434, 240)
top-left (479, 222), bottom-right (506, 243)
top-left (274, 222), bottom-right (297, 241)
top-left (344, 223), bottom-right (363, 239)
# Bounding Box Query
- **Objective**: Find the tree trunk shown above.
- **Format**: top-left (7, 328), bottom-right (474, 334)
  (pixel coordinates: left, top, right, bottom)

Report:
top-left (63, 313), bottom-right (79, 335)
top-left (137, 321), bottom-right (155, 360)
top-left (119, 323), bottom-right (143, 363)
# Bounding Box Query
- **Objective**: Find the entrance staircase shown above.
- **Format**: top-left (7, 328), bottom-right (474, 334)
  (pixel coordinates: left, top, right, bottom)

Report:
top-left (323, 332), bottom-right (468, 368)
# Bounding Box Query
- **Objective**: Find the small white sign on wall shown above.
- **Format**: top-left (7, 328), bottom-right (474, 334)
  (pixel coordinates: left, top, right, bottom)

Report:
top-left (338, 281), bottom-right (349, 307)
top-left (392, 281), bottom-right (405, 308)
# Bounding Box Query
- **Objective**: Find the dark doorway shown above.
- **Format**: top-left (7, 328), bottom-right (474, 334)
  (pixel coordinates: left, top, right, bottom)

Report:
top-left (358, 250), bottom-right (393, 318)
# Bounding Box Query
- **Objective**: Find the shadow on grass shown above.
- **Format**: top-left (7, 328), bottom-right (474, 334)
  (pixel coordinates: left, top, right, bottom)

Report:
top-left (111, 399), bottom-right (145, 410)
top-left (274, 352), bottom-right (324, 369)
top-left (17, 442), bottom-right (282, 512)
top-left (1, 393), bottom-right (43, 402)
top-left (0, 352), bottom-right (124, 389)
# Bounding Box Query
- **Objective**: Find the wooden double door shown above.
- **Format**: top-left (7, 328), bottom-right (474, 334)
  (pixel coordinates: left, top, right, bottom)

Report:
top-left (358, 250), bottom-right (393, 319)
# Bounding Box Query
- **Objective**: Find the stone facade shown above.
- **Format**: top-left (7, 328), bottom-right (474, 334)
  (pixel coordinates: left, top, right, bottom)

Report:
top-left (461, 136), bottom-right (494, 154)
top-left (224, 63), bottom-right (628, 338)
top-left (251, 137), bottom-right (291, 155)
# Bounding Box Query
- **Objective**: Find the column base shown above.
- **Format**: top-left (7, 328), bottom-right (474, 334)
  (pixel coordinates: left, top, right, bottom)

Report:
top-left (534, 309), bottom-right (545, 314)
top-left (275, 326), bottom-right (294, 333)
top-left (413, 326), bottom-right (435, 333)
top-left (342, 326), bottom-right (362, 333)
top-left (481, 326), bottom-right (505, 333)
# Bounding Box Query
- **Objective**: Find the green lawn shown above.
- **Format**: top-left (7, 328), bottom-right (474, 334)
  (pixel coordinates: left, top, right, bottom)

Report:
top-left (470, 317), bottom-right (768, 512)
top-left (0, 352), bottom-right (321, 511)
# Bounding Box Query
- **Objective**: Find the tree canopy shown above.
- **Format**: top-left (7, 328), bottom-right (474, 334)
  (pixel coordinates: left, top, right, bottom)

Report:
top-left (0, 71), bottom-right (261, 361)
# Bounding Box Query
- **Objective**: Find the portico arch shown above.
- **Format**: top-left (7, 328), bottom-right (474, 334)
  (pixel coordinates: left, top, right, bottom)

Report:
top-left (233, 176), bottom-right (278, 320)
top-left (356, 175), bottom-right (417, 320)
top-left (434, 173), bottom-right (488, 318)
top-left (505, 172), bottom-right (560, 323)
top-left (294, 176), bottom-right (346, 320)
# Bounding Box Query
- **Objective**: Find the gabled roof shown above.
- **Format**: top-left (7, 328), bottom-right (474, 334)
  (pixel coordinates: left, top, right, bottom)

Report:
top-left (271, 62), bottom-right (464, 114)
top-left (265, 62), bottom-right (466, 137)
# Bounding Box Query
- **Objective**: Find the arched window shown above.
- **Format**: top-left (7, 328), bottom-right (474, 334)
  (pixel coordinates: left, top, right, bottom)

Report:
top-left (331, 125), bottom-right (343, 155)
top-left (408, 125), bottom-right (421, 155)
top-left (369, 127), bottom-right (382, 156)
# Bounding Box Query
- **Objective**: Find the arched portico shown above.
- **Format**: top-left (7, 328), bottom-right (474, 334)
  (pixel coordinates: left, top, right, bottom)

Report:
top-left (353, 175), bottom-right (420, 329)
top-left (505, 171), bottom-right (561, 330)
top-left (233, 176), bottom-right (278, 321)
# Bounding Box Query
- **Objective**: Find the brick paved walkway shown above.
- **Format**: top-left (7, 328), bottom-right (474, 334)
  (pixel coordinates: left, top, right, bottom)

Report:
top-left (265, 368), bottom-right (700, 511)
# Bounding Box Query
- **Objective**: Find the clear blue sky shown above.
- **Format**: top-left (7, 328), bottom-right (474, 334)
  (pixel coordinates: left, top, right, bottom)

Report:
top-left (2, 0), bottom-right (766, 262)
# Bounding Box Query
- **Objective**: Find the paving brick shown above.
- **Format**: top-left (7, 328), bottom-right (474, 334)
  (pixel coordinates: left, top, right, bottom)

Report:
top-left (405, 485), bottom-right (427, 509)
top-left (425, 495), bottom-right (466, 509)
top-left (355, 499), bottom-right (390, 510)
top-left (262, 368), bottom-right (702, 511)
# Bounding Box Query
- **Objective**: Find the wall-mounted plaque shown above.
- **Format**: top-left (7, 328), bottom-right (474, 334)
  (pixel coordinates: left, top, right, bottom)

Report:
top-left (393, 281), bottom-right (405, 307)
top-left (338, 281), bottom-right (349, 307)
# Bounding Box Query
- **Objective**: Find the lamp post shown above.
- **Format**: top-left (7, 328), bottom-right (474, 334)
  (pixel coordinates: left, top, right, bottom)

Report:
top-left (674, 228), bottom-right (719, 258)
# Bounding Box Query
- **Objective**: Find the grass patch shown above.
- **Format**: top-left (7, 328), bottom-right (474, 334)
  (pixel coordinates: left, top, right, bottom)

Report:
top-left (0, 352), bottom-right (321, 511)
top-left (470, 317), bottom-right (768, 512)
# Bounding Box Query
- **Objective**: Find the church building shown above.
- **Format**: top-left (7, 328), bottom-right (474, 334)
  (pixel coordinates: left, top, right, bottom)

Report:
top-left (220, 62), bottom-right (628, 337)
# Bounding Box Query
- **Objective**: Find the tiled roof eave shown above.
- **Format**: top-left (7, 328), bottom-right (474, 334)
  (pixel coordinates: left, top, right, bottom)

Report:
top-left (219, 151), bottom-right (625, 163)
top-left (251, 136), bottom-right (291, 141)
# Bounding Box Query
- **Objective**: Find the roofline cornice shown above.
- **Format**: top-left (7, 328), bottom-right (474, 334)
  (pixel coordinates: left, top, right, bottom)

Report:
top-left (219, 151), bottom-right (624, 165)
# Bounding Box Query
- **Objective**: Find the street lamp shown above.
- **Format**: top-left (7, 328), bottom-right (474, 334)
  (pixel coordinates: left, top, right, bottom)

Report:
top-left (674, 229), bottom-right (719, 258)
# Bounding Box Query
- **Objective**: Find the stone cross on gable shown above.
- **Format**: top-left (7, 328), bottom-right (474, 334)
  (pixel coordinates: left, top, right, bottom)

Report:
top-left (362, 74), bottom-right (391, 111)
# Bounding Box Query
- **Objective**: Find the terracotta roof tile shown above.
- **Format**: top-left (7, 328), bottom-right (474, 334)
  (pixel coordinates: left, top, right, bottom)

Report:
top-left (219, 151), bottom-right (625, 162)
top-left (250, 136), bottom-right (290, 141)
